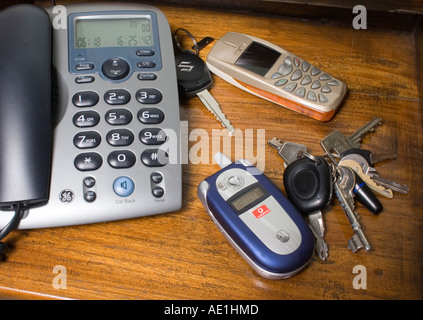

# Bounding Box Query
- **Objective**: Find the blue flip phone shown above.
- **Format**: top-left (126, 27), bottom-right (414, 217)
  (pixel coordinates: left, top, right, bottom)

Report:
top-left (198, 154), bottom-right (315, 279)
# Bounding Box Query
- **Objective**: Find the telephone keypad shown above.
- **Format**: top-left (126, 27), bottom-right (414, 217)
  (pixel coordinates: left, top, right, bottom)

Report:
top-left (271, 55), bottom-right (342, 105)
top-left (72, 81), bottom-right (169, 172)
top-left (72, 36), bottom-right (172, 202)
top-left (72, 70), bottom-right (172, 198)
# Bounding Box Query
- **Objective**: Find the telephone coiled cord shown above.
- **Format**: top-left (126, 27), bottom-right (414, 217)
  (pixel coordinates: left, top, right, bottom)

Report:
top-left (0, 203), bottom-right (25, 256)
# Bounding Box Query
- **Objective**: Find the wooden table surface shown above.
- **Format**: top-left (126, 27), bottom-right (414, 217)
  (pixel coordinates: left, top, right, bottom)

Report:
top-left (0, 3), bottom-right (422, 300)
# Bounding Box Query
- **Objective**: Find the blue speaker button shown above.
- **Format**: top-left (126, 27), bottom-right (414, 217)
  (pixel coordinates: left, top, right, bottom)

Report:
top-left (113, 176), bottom-right (135, 197)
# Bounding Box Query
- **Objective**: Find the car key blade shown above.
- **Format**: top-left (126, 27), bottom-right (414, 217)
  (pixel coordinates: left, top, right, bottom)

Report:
top-left (308, 211), bottom-right (329, 261)
top-left (197, 89), bottom-right (235, 135)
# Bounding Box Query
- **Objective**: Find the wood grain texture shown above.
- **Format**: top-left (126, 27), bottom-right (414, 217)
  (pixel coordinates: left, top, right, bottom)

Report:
top-left (0, 1), bottom-right (422, 300)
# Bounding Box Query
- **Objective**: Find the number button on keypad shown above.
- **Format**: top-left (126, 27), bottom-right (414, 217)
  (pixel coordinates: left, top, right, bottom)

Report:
top-left (137, 108), bottom-right (164, 124)
top-left (108, 150), bottom-right (136, 169)
top-left (106, 129), bottom-right (134, 146)
top-left (140, 128), bottom-right (167, 145)
top-left (104, 89), bottom-right (131, 105)
top-left (74, 152), bottom-right (103, 171)
top-left (105, 109), bottom-right (132, 125)
top-left (141, 149), bottom-right (169, 167)
top-left (72, 91), bottom-right (99, 107)
top-left (73, 111), bottom-right (100, 128)
top-left (136, 88), bottom-right (162, 104)
top-left (74, 131), bottom-right (101, 149)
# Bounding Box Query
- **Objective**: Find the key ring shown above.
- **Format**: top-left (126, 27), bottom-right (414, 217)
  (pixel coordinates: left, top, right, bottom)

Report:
top-left (174, 28), bottom-right (199, 55)
top-left (297, 150), bottom-right (323, 165)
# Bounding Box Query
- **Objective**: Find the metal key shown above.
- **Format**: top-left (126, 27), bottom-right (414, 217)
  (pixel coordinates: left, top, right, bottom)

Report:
top-left (267, 137), bottom-right (307, 167)
top-left (341, 153), bottom-right (409, 195)
top-left (369, 175), bottom-right (410, 194)
top-left (339, 158), bottom-right (394, 198)
top-left (334, 166), bottom-right (371, 252)
top-left (197, 89), bottom-right (235, 135)
top-left (338, 159), bottom-right (384, 214)
top-left (348, 118), bottom-right (382, 146)
top-left (321, 118), bottom-right (382, 163)
top-left (340, 148), bottom-right (397, 167)
top-left (308, 211), bottom-right (329, 261)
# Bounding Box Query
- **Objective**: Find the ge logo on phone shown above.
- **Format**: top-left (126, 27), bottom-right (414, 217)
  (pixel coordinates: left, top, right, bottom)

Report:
top-left (59, 190), bottom-right (74, 203)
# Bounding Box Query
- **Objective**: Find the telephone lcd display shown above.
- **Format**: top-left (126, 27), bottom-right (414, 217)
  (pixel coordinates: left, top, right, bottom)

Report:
top-left (229, 184), bottom-right (266, 213)
top-left (75, 18), bottom-right (153, 48)
top-left (235, 42), bottom-right (281, 76)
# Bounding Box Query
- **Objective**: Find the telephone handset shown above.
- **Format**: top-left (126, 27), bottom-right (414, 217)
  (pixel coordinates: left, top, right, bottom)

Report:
top-left (0, 4), bottom-right (52, 253)
top-left (0, 3), bottom-right (182, 253)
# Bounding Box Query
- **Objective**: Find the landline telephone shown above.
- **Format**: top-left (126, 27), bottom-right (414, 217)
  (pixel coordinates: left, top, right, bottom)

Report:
top-left (0, 3), bottom-right (182, 252)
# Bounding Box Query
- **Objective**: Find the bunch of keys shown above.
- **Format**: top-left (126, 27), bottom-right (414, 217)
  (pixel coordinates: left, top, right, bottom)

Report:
top-left (320, 118), bottom-right (409, 197)
top-left (173, 28), bottom-right (235, 135)
top-left (268, 118), bottom-right (409, 258)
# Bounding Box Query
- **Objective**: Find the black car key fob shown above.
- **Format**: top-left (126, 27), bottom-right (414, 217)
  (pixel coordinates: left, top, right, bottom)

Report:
top-left (175, 51), bottom-right (213, 97)
top-left (283, 157), bottom-right (333, 214)
top-left (283, 155), bottom-right (333, 261)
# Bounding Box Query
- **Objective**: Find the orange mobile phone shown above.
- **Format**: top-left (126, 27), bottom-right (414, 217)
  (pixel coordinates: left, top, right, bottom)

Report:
top-left (206, 32), bottom-right (347, 122)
